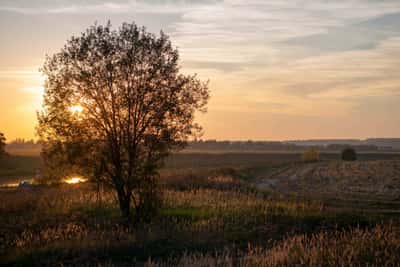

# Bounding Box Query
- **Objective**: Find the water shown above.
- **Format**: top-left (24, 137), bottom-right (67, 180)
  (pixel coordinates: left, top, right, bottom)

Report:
top-left (0, 178), bottom-right (34, 188)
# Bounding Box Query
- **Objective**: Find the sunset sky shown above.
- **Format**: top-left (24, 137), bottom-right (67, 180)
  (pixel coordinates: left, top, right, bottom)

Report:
top-left (1, 0), bottom-right (400, 141)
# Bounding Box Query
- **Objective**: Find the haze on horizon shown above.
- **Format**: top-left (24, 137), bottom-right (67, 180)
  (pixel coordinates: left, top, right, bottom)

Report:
top-left (1, 0), bottom-right (400, 141)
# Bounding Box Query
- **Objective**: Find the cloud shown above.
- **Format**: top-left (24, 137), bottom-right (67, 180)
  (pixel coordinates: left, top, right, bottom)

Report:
top-left (0, 2), bottom-right (136, 14)
top-left (183, 60), bottom-right (244, 72)
top-left (0, 69), bottom-right (40, 79)
top-left (0, 0), bottom-right (221, 14)
top-left (163, 0), bottom-right (400, 74)
top-left (286, 12), bottom-right (400, 54)
top-left (200, 36), bottom-right (400, 121)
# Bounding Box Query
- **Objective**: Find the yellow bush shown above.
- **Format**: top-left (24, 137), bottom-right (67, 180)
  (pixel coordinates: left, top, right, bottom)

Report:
top-left (301, 148), bottom-right (320, 162)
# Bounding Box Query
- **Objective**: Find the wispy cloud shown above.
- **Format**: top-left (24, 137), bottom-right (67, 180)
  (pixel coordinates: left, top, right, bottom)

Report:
top-left (164, 0), bottom-right (400, 75)
top-left (223, 36), bottom-right (400, 119)
top-left (0, 0), bottom-right (220, 14)
top-left (0, 69), bottom-right (41, 79)
top-left (286, 12), bottom-right (400, 54)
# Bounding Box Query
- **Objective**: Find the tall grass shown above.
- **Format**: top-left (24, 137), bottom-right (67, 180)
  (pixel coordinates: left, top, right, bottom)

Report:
top-left (147, 223), bottom-right (400, 267)
top-left (0, 171), bottom-right (397, 266)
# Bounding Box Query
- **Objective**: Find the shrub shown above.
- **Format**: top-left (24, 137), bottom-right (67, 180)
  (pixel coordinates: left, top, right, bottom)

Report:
top-left (0, 131), bottom-right (6, 157)
top-left (302, 148), bottom-right (320, 162)
top-left (341, 148), bottom-right (357, 161)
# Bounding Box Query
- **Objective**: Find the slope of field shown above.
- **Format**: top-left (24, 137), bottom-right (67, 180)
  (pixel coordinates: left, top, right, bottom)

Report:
top-left (257, 160), bottom-right (400, 211)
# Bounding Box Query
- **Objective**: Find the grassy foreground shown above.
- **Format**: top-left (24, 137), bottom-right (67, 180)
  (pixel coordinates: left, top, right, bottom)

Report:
top-left (1, 168), bottom-right (399, 266)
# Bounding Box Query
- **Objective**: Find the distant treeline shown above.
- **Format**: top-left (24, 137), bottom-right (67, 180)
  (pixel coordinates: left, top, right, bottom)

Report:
top-left (287, 138), bottom-right (400, 150)
top-left (185, 139), bottom-right (400, 152)
top-left (6, 139), bottom-right (40, 149)
top-left (5, 138), bottom-right (400, 154)
top-left (5, 139), bottom-right (42, 155)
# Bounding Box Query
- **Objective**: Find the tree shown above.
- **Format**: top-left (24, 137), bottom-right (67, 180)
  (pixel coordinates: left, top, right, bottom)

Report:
top-left (37, 22), bottom-right (209, 220)
top-left (0, 132), bottom-right (6, 157)
top-left (341, 148), bottom-right (357, 161)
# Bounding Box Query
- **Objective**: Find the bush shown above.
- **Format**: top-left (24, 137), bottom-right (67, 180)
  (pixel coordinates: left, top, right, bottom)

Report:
top-left (0, 131), bottom-right (6, 157)
top-left (341, 148), bottom-right (357, 161)
top-left (134, 176), bottom-right (163, 223)
top-left (302, 148), bottom-right (320, 162)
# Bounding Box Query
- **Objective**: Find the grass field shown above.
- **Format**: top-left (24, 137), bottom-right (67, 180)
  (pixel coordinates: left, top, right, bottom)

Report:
top-left (0, 155), bottom-right (41, 184)
top-left (1, 152), bottom-right (400, 266)
top-left (1, 175), bottom-right (398, 266)
top-left (1, 151), bottom-right (399, 185)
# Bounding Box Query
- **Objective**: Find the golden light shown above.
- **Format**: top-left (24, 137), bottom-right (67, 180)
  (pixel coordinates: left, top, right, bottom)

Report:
top-left (69, 105), bottom-right (83, 114)
top-left (64, 176), bottom-right (87, 184)
top-left (22, 85), bottom-right (45, 111)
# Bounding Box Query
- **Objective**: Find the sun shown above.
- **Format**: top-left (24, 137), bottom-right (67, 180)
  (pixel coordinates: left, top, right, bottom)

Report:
top-left (64, 176), bottom-right (87, 184)
top-left (69, 105), bottom-right (83, 114)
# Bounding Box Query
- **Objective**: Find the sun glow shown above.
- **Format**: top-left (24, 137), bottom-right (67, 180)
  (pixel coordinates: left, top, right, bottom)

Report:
top-left (69, 105), bottom-right (83, 114)
top-left (64, 177), bottom-right (87, 184)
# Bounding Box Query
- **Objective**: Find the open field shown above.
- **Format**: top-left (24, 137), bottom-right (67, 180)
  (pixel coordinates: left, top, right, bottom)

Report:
top-left (1, 151), bottom-right (400, 185)
top-left (1, 175), bottom-right (399, 266)
top-left (0, 156), bottom-right (41, 184)
top-left (5, 147), bottom-right (42, 157)
top-left (257, 160), bottom-right (400, 212)
top-left (1, 152), bottom-right (400, 266)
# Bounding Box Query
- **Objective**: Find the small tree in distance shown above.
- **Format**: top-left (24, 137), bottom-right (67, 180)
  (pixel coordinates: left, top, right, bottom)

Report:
top-left (37, 22), bottom-right (209, 221)
top-left (341, 148), bottom-right (357, 161)
top-left (0, 132), bottom-right (6, 157)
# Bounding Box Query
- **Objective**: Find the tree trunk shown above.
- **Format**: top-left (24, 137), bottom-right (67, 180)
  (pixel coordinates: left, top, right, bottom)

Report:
top-left (96, 180), bottom-right (102, 208)
top-left (117, 187), bottom-right (131, 219)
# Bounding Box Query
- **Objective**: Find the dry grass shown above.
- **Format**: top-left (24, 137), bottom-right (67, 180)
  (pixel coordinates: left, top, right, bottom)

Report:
top-left (258, 160), bottom-right (400, 202)
top-left (147, 223), bottom-right (400, 267)
top-left (0, 176), bottom-right (347, 266)
top-left (1, 165), bottom-right (399, 266)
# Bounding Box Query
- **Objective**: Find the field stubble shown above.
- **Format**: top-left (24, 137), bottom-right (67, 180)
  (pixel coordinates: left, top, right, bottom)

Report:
top-left (1, 155), bottom-right (400, 266)
top-left (258, 160), bottom-right (400, 212)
